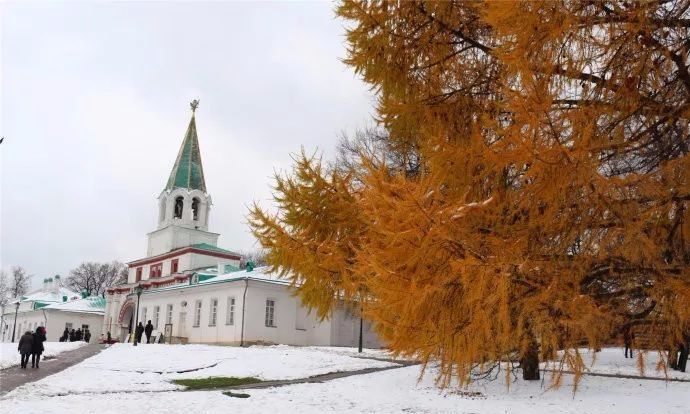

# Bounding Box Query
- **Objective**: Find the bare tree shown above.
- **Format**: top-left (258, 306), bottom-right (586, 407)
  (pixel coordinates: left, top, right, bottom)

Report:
top-left (0, 271), bottom-right (9, 309)
top-left (239, 249), bottom-right (268, 269)
top-left (66, 261), bottom-right (127, 296)
top-left (334, 126), bottom-right (421, 180)
top-left (10, 267), bottom-right (30, 299)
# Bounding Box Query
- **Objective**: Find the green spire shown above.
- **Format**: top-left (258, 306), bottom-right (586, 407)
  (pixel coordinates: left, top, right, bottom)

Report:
top-left (166, 100), bottom-right (207, 193)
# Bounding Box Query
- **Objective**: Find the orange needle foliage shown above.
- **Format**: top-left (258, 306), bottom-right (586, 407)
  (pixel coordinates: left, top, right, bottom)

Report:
top-left (250, 1), bottom-right (690, 388)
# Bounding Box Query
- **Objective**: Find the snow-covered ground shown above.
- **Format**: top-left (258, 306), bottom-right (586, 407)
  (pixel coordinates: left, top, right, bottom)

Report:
top-left (2, 343), bottom-right (396, 397)
top-left (1, 345), bottom-right (688, 413)
top-left (548, 348), bottom-right (690, 380)
top-left (0, 342), bottom-right (86, 369)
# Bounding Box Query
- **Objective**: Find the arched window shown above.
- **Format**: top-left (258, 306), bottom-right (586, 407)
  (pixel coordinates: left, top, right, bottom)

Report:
top-left (174, 196), bottom-right (184, 219)
top-left (159, 198), bottom-right (167, 222)
top-left (191, 198), bottom-right (200, 221)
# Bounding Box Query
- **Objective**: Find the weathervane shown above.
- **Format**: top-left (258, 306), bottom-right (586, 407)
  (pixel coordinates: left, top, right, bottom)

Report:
top-left (190, 99), bottom-right (200, 113)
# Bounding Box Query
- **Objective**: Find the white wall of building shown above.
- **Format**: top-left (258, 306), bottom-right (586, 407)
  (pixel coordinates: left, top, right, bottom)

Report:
top-left (105, 278), bottom-right (382, 348)
top-left (1, 309), bottom-right (103, 343)
top-left (146, 226), bottom-right (219, 258)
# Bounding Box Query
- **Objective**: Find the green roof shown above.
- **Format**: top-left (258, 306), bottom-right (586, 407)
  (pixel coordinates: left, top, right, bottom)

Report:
top-left (166, 112), bottom-right (207, 193)
top-left (191, 243), bottom-right (239, 255)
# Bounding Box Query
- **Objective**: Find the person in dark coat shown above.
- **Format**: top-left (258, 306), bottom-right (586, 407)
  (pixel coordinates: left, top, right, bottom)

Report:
top-left (31, 326), bottom-right (47, 368)
top-left (84, 330), bottom-right (91, 343)
top-left (135, 322), bottom-right (145, 344)
top-left (69, 329), bottom-right (76, 342)
top-left (623, 327), bottom-right (635, 358)
top-left (144, 320), bottom-right (154, 344)
top-left (75, 328), bottom-right (83, 341)
top-left (60, 327), bottom-right (69, 342)
top-left (18, 331), bottom-right (34, 369)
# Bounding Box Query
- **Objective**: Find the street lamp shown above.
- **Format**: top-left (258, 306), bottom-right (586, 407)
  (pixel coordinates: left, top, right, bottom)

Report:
top-left (133, 284), bottom-right (143, 347)
top-left (11, 300), bottom-right (20, 342)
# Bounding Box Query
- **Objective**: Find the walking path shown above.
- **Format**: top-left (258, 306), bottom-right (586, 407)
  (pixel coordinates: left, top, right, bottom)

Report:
top-left (542, 368), bottom-right (690, 383)
top-left (190, 359), bottom-right (420, 392)
top-left (0, 344), bottom-right (105, 396)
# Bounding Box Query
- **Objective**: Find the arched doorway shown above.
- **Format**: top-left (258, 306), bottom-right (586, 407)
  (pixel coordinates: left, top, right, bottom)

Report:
top-left (117, 299), bottom-right (135, 342)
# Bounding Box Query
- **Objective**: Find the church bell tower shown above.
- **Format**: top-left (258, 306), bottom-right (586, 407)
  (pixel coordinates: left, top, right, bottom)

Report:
top-left (146, 100), bottom-right (219, 256)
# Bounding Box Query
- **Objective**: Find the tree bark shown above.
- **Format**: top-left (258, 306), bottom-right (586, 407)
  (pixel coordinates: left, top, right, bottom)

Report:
top-left (678, 342), bottom-right (688, 373)
top-left (669, 347), bottom-right (679, 370)
top-left (522, 339), bottom-right (540, 380)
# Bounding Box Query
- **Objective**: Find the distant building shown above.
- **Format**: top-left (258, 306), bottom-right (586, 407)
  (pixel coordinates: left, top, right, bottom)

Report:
top-left (1, 276), bottom-right (105, 342)
top-left (103, 103), bottom-right (381, 347)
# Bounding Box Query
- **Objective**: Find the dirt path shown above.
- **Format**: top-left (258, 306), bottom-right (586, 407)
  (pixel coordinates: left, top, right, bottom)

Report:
top-left (0, 344), bottom-right (105, 396)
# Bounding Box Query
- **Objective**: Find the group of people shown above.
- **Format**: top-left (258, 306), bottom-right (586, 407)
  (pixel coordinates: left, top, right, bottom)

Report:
top-left (133, 320), bottom-right (154, 344)
top-left (17, 326), bottom-right (47, 369)
top-left (59, 327), bottom-right (91, 343)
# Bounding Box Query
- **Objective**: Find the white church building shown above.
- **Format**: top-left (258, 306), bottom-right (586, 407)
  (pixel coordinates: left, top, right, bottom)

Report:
top-left (103, 103), bottom-right (380, 348)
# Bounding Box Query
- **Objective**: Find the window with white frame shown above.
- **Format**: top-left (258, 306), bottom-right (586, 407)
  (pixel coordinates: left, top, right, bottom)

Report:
top-left (153, 306), bottom-right (160, 329)
top-left (226, 297), bottom-right (235, 325)
top-left (193, 300), bottom-right (202, 327)
top-left (141, 307), bottom-right (147, 324)
top-left (166, 304), bottom-right (173, 325)
top-left (265, 299), bottom-right (276, 327)
top-left (209, 298), bottom-right (218, 326)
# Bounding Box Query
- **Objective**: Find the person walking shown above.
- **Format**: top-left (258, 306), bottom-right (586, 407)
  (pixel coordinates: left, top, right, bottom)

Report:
top-left (135, 322), bottom-right (145, 344)
top-left (84, 330), bottom-right (91, 343)
top-left (144, 320), bottom-right (153, 344)
top-left (69, 329), bottom-right (76, 342)
top-left (31, 326), bottom-right (47, 368)
top-left (75, 328), bottom-right (83, 341)
top-left (18, 330), bottom-right (34, 369)
top-left (623, 327), bottom-right (635, 358)
top-left (60, 327), bottom-right (69, 342)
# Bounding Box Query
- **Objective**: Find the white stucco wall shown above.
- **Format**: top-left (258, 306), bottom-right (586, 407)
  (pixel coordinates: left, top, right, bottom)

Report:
top-left (1, 309), bottom-right (103, 343)
top-left (329, 307), bottom-right (382, 348)
top-left (104, 278), bottom-right (383, 348)
top-left (146, 226), bottom-right (219, 257)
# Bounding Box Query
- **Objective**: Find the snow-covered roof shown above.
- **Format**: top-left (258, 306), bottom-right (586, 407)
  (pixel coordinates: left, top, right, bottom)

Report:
top-left (138, 266), bottom-right (292, 296)
top-left (13, 287), bottom-right (81, 305)
top-left (203, 266), bottom-right (290, 285)
top-left (44, 296), bottom-right (106, 314)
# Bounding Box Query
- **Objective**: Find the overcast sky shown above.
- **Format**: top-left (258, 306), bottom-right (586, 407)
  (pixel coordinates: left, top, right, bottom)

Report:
top-left (0, 2), bottom-right (374, 288)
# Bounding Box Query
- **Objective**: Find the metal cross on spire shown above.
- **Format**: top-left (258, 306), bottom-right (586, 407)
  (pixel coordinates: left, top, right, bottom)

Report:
top-left (190, 99), bottom-right (200, 114)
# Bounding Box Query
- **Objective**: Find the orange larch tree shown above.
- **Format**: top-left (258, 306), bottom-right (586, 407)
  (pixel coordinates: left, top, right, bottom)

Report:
top-left (250, 0), bottom-right (690, 387)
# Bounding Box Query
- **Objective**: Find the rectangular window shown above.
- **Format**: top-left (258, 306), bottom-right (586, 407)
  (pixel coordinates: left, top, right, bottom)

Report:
top-left (150, 263), bottom-right (163, 278)
top-left (171, 259), bottom-right (179, 274)
top-left (209, 298), bottom-right (218, 326)
top-left (65, 322), bottom-right (73, 330)
top-left (153, 306), bottom-right (160, 329)
top-left (136, 267), bottom-right (142, 282)
top-left (141, 307), bottom-right (147, 324)
top-left (226, 297), bottom-right (235, 325)
top-left (265, 299), bottom-right (276, 327)
top-left (82, 324), bottom-right (90, 335)
top-left (193, 300), bottom-right (202, 327)
top-left (166, 304), bottom-right (173, 325)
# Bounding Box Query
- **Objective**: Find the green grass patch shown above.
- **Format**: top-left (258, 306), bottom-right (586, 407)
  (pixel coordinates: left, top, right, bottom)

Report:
top-left (172, 376), bottom-right (263, 390)
top-left (223, 391), bottom-right (251, 398)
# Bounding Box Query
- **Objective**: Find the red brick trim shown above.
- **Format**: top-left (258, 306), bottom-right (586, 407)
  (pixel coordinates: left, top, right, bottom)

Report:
top-left (128, 247), bottom-right (241, 267)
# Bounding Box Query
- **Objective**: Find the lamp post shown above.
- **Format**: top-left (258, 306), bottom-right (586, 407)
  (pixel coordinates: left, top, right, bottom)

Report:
top-left (11, 301), bottom-right (20, 342)
top-left (133, 285), bottom-right (143, 347)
